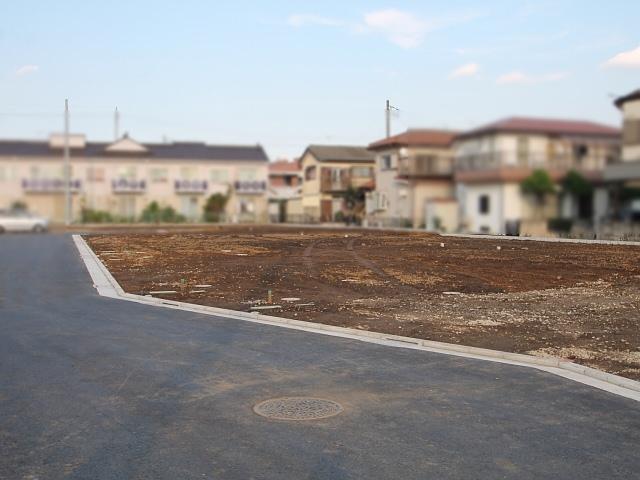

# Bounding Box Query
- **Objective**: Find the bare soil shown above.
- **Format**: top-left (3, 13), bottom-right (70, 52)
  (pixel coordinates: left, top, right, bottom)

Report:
top-left (85, 226), bottom-right (640, 380)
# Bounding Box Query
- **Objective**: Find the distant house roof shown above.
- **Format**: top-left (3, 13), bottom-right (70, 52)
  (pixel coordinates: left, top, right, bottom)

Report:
top-left (614, 89), bottom-right (640, 109)
top-left (269, 159), bottom-right (301, 173)
top-left (368, 129), bottom-right (458, 150)
top-left (457, 117), bottom-right (620, 140)
top-left (303, 145), bottom-right (375, 163)
top-left (0, 137), bottom-right (269, 162)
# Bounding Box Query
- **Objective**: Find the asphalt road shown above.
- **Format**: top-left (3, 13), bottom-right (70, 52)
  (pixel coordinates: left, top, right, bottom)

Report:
top-left (1, 234), bottom-right (639, 480)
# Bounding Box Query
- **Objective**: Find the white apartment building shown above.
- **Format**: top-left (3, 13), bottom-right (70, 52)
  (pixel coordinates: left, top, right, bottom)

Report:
top-left (367, 129), bottom-right (458, 230)
top-left (454, 117), bottom-right (620, 235)
top-left (0, 133), bottom-right (270, 223)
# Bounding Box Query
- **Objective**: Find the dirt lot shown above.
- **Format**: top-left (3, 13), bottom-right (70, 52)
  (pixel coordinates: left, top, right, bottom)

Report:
top-left (85, 226), bottom-right (640, 380)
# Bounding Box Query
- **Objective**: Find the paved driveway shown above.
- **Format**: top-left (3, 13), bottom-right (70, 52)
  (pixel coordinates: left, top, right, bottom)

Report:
top-left (1, 234), bottom-right (639, 479)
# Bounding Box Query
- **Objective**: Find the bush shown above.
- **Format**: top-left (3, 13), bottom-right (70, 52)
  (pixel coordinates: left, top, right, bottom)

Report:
top-left (140, 201), bottom-right (185, 223)
top-left (203, 193), bottom-right (229, 222)
top-left (334, 211), bottom-right (345, 223)
top-left (521, 169), bottom-right (555, 203)
top-left (81, 208), bottom-right (114, 223)
top-left (548, 218), bottom-right (573, 233)
top-left (10, 200), bottom-right (28, 212)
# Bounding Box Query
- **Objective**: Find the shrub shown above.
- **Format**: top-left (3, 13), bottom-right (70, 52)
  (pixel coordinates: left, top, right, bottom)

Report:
top-left (334, 211), bottom-right (345, 223)
top-left (203, 193), bottom-right (229, 222)
top-left (81, 208), bottom-right (114, 223)
top-left (548, 218), bottom-right (573, 233)
top-left (140, 201), bottom-right (186, 223)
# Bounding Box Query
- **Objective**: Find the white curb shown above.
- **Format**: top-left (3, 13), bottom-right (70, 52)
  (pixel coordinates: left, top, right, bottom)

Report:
top-left (72, 234), bottom-right (640, 403)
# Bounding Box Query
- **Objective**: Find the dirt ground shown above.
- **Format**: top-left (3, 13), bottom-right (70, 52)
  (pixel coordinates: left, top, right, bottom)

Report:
top-left (85, 226), bottom-right (640, 380)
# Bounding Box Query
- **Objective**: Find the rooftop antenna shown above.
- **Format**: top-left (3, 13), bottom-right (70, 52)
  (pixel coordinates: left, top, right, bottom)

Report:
top-left (114, 106), bottom-right (120, 140)
top-left (385, 99), bottom-right (399, 138)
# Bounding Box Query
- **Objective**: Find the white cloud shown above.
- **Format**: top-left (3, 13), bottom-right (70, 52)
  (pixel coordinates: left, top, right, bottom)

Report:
top-left (362, 9), bottom-right (428, 48)
top-left (15, 65), bottom-right (39, 76)
top-left (287, 14), bottom-right (342, 28)
top-left (602, 45), bottom-right (640, 69)
top-left (497, 71), bottom-right (568, 85)
top-left (450, 62), bottom-right (479, 78)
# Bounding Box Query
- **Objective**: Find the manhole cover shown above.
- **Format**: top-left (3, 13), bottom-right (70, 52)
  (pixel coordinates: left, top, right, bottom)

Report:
top-left (253, 397), bottom-right (343, 421)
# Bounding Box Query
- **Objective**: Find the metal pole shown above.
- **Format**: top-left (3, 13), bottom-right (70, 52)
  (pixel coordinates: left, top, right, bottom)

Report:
top-left (114, 106), bottom-right (120, 140)
top-left (385, 99), bottom-right (391, 138)
top-left (64, 99), bottom-right (71, 226)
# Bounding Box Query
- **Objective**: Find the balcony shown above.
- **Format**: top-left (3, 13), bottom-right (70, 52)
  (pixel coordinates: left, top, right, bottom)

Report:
top-left (320, 167), bottom-right (374, 193)
top-left (174, 179), bottom-right (208, 194)
top-left (397, 155), bottom-right (453, 178)
top-left (111, 178), bottom-right (146, 193)
top-left (234, 180), bottom-right (267, 194)
top-left (22, 178), bottom-right (82, 193)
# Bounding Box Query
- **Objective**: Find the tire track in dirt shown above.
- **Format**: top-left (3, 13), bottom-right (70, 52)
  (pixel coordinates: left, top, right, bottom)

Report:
top-left (346, 238), bottom-right (421, 293)
top-left (302, 238), bottom-right (362, 297)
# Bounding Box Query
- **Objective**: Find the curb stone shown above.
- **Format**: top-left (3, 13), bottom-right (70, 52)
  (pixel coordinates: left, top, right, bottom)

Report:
top-left (72, 234), bottom-right (640, 402)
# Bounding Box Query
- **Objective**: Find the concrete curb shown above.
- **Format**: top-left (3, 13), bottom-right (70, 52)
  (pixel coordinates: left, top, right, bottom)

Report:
top-left (72, 234), bottom-right (640, 402)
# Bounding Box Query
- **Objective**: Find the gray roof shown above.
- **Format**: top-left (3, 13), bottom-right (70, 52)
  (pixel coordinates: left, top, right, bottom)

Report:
top-left (0, 140), bottom-right (269, 162)
top-left (305, 145), bottom-right (375, 163)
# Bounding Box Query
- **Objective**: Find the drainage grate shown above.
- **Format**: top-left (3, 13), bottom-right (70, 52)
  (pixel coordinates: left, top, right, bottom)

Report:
top-left (253, 397), bottom-right (343, 421)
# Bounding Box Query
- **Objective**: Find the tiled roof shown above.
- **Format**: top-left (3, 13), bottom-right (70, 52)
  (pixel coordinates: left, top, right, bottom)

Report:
top-left (269, 159), bottom-right (301, 172)
top-left (614, 89), bottom-right (640, 108)
top-left (0, 139), bottom-right (269, 162)
top-left (304, 145), bottom-right (375, 163)
top-left (458, 117), bottom-right (620, 140)
top-left (369, 129), bottom-right (458, 150)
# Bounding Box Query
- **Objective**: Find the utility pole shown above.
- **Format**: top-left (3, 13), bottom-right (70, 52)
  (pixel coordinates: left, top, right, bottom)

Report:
top-left (64, 99), bottom-right (71, 226)
top-left (385, 99), bottom-right (398, 138)
top-left (114, 106), bottom-right (120, 140)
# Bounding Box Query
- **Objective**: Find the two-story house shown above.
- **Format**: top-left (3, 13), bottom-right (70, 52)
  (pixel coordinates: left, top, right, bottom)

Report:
top-left (601, 89), bottom-right (640, 223)
top-left (268, 159), bottom-right (302, 222)
top-left (366, 129), bottom-right (458, 230)
top-left (299, 145), bottom-right (375, 222)
top-left (454, 117), bottom-right (620, 235)
top-left (0, 133), bottom-right (270, 223)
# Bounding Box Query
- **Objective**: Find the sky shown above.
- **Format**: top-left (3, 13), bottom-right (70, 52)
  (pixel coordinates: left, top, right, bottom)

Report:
top-left (1, 0), bottom-right (639, 160)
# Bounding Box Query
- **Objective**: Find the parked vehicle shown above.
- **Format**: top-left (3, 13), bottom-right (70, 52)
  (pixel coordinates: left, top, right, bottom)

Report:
top-left (0, 210), bottom-right (49, 233)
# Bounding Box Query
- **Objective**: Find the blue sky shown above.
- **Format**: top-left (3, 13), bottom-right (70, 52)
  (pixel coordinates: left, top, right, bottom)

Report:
top-left (1, 1), bottom-right (639, 159)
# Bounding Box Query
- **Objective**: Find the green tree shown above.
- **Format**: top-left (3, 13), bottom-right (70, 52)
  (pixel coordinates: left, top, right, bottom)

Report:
top-left (562, 169), bottom-right (592, 197)
top-left (203, 193), bottom-right (229, 222)
top-left (521, 169), bottom-right (555, 205)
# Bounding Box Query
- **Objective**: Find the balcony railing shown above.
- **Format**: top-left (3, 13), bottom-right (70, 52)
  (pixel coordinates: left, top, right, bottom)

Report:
top-left (455, 152), bottom-right (606, 172)
top-left (22, 178), bottom-right (82, 193)
top-left (397, 156), bottom-right (453, 177)
top-left (320, 167), bottom-right (374, 192)
top-left (174, 179), bottom-right (208, 194)
top-left (111, 178), bottom-right (146, 193)
top-left (234, 180), bottom-right (267, 194)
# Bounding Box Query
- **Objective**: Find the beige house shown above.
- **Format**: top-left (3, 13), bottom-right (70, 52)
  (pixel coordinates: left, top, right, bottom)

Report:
top-left (299, 145), bottom-right (375, 222)
top-left (599, 89), bottom-right (640, 224)
top-left (454, 117), bottom-right (620, 235)
top-left (366, 129), bottom-right (458, 230)
top-left (0, 133), bottom-right (270, 223)
top-left (268, 159), bottom-right (302, 223)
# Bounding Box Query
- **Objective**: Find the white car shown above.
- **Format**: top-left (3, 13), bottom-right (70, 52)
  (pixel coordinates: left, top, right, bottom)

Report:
top-left (0, 210), bottom-right (49, 233)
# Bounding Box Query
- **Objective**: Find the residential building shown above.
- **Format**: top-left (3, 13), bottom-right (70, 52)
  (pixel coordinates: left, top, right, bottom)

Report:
top-left (0, 133), bottom-right (270, 223)
top-left (299, 145), bottom-right (375, 222)
top-left (454, 117), bottom-right (620, 235)
top-left (599, 89), bottom-right (640, 225)
top-left (268, 159), bottom-right (302, 222)
top-left (366, 129), bottom-right (458, 230)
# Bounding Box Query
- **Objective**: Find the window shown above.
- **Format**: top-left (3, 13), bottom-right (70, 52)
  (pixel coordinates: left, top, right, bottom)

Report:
top-left (517, 137), bottom-right (529, 164)
top-left (240, 199), bottom-right (255, 214)
top-left (180, 166), bottom-right (197, 180)
top-left (238, 168), bottom-right (257, 181)
top-left (117, 165), bottom-right (137, 179)
top-left (352, 166), bottom-right (372, 178)
top-left (331, 168), bottom-right (341, 182)
top-left (479, 195), bottom-right (490, 214)
top-left (284, 175), bottom-right (293, 186)
top-left (87, 166), bottom-right (105, 182)
top-left (149, 167), bottom-right (168, 183)
top-left (210, 169), bottom-right (229, 183)
top-left (305, 166), bottom-right (317, 181)
top-left (381, 155), bottom-right (393, 170)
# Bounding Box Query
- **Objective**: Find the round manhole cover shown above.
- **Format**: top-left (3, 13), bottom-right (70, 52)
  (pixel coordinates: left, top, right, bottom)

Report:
top-left (253, 397), bottom-right (343, 421)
